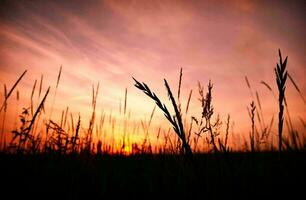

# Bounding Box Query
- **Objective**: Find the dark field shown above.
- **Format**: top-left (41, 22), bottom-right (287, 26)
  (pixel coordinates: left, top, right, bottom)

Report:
top-left (1, 152), bottom-right (305, 199)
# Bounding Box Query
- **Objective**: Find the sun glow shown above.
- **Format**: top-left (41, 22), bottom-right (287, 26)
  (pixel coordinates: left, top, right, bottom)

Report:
top-left (122, 144), bottom-right (132, 156)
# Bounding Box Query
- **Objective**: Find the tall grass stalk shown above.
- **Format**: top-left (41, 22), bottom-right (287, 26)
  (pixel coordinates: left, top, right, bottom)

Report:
top-left (0, 70), bottom-right (27, 113)
top-left (1, 70), bottom-right (27, 149)
top-left (177, 68), bottom-right (182, 113)
top-left (185, 89), bottom-right (192, 115)
top-left (38, 74), bottom-right (43, 98)
top-left (194, 81), bottom-right (220, 153)
top-left (133, 72), bottom-right (193, 157)
top-left (248, 101), bottom-right (256, 152)
top-left (224, 114), bottom-right (230, 149)
top-left (275, 49), bottom-right (287, 155)
top-left (124, 88), bottom-right (127, 116)
top-left (48, 66), bottom-right (62, 122)
top-left (1, 85), bottom-right (7, 150)
top-left (28, 87), bottom-right (50, 135)
top-left (261, 78), bottom-right (297, 151)
top-left (30, 79), bottom-right (37, 117)
top-left (288, 73), bottom-right (306, 105)
top-left (86, 83), bottom-right (99, 153)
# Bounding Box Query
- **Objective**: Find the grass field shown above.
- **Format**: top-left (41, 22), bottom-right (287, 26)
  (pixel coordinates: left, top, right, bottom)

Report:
top-left (0, 50), bottom-right (305, 199)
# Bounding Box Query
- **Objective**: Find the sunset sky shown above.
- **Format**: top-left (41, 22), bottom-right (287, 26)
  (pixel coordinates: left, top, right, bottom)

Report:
top-left (0, 0), bottom-right (305, 146)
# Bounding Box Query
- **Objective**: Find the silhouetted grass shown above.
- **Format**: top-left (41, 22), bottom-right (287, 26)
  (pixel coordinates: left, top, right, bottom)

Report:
top-left (1, 49), bottom-right (304, 154)
top-left (248, 101), bottom-right (256, 152)
top-left (133, 69), bottom-right (192, 157)
top-left (0, 49), bottom-right (305, 198)
top-left (275, 49), bottom-right (287, 155)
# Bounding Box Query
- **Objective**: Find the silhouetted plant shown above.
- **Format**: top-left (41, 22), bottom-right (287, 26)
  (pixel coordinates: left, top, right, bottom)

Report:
top-left (275, 49), bottom-right (287, 155)
top-left (218, 114), bottom-right (231, 153)
top-left (133, 69), bottom-right (193, 157)
top-left (84, 83), bottom-right (99, 155)
top-left (71, 114), bottom-right (81, 153)
top-left (0, 70), bottom-right (27, 114)
top-left (245, 77), bottom-right (275, 151)
top-left (2, 48), bottom-right (306, 156)
top-left (193, 81), bottom-right (221, 153)
top-left (247, 101), bottom-right (256, 152)
top-left (9, 87), bottom-right (50, 153)
top-left (261, 72), bottom-right (304, 151)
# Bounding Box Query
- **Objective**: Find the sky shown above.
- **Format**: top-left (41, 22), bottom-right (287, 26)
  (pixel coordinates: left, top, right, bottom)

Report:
top-left (0, 0), bottom-right (305, 147)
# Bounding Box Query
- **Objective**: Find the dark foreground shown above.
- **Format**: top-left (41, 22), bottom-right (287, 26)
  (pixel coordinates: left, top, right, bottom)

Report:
top-left (1, 152), bottom-right (305, 199)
